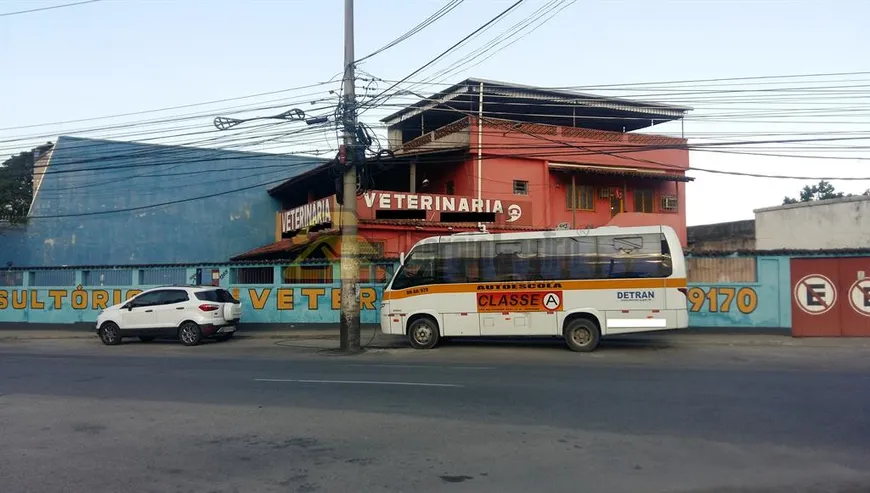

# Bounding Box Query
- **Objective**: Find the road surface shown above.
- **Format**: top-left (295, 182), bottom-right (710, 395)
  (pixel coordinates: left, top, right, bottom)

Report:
top-left (1, 335), bottom-right (869, 493)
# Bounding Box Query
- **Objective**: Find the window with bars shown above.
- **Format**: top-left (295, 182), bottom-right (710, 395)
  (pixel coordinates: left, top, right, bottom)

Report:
top-left (282, 265), bottom-right (334, 284)
top-left (634, 189), bottom-right (655, 213)
top-left (231, 266), bottom-right (274, 285)
top-left (513, 180), bottom-right (529, 196)
top-left (567, 185), bottom-right (595, 211)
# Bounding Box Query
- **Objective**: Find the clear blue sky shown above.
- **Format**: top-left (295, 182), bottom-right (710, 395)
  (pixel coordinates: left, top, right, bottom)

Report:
top-left (2, 0), bottom-right (868, 225)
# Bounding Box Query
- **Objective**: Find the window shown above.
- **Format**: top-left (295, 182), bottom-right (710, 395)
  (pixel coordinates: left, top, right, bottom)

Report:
top-left (195, 289), bottom-right (238, 303)
top-left (438, 241), bottom-right (480, 284)
top-left (597, 234), bottom-right (672, 278)
top-left (479, 239), bottom-right (539, 282)
top-left (374, 264), bottom-right (395, 283)
top-left (282, 265), bottom-right (333, 284)
top-left (129, 290), bottom-right (165, 307)
top-left (231, 266), bottom-right (274, 285)
top-left (445, 180), bottom-right (455, 195)
top-left (359, 265), bottom-right (372, 283)
top-left (513, 180), bottom-right (529, 196)
top-left (567, 185), bottom-right (595, 211)
top-left (634, 189), bottom-right (655, 213)
top-left (159, 289), bottom-right (189, 305)
top-left (390, 243), bottom-right (437, 290)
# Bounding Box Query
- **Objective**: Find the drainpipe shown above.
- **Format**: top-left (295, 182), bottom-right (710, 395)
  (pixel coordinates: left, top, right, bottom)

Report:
top-left (477, 81), bottom-right (483, 202)
top-left (571, 174), bottom-right (577, 229)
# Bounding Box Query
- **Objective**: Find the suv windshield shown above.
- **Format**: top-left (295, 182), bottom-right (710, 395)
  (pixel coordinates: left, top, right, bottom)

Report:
top-left (194, 289), bottom-right (237, 303)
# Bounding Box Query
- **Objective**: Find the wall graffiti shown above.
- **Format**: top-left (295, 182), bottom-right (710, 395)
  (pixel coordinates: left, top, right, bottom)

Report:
top-left (0, 287), bottom-right (380, 312)
top-left (0, 287), bottom-right (144, 311)
top-left (229, 287), bottom-right (379, 311)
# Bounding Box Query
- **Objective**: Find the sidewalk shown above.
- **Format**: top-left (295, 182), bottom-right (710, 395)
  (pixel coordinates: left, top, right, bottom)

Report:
top-left (2, 326), bottom-right (870, 348)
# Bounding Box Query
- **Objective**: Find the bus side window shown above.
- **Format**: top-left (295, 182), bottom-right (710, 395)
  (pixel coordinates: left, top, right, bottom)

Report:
top-left (566, 237), bottom-right (598, 279)
top-left (479, 241), bottom-right (498, 282)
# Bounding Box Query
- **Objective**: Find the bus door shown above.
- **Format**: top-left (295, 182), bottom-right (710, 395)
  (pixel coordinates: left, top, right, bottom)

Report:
top-left (439, 241), bottom-right (481, 337)
top-left (477, 239), bottom-right (557, 336)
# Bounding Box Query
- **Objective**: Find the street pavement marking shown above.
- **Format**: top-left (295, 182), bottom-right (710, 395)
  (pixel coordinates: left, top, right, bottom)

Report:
top-left (346, 364), bottom-right (494, 370)
top-left (254, 378), bottom-right (463, 388)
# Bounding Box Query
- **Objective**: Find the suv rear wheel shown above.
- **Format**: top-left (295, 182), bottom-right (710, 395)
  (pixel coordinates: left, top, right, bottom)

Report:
top-left (179, 321), bottom-right (202, 346)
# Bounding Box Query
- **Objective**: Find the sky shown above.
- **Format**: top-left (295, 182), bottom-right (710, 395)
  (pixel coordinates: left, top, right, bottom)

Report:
top-left (1, 0), bottom-right (869, 226)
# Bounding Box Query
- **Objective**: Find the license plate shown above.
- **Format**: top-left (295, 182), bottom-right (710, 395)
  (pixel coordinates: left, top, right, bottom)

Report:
top-left (222, 326), bottom-right (236, 333)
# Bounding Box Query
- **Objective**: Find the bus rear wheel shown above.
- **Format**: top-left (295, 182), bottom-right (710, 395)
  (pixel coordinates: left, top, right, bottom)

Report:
top-left (564, 318), bottom-right (601, 352)
top-left (408, 316), bottom-right (440, 350)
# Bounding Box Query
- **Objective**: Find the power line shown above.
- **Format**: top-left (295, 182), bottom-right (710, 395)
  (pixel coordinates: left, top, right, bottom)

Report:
top-left (355, 0), bottom-right (464, 63)
top-left (360, 0), bottom-right (526, 113)
top-left (0, 0), bottom-right (101, 17)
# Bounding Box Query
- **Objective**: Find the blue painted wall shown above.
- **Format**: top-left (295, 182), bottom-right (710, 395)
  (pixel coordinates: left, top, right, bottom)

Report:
top-left (1, 258), bottom-right (793, 330)
top-left (0, 263), bottom-right (394, 326)
top-left (1, 136), bottom-right (327, 267)
top-left (686, 257), bottom-right (790, 329)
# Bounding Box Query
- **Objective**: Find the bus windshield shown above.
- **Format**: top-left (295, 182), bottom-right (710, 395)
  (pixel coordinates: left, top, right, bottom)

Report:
top-left (391, 243), bottom-right (437, 290)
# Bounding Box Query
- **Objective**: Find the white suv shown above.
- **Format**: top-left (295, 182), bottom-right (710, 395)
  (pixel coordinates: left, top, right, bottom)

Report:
top-left (96, 286), bottom-right (242, 346)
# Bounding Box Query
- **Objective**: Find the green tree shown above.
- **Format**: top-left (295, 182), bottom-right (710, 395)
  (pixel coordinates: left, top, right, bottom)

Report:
top-left (0, 143), bottom-right (52, 223)
top-left (782, 180), bottom-right (846, 205)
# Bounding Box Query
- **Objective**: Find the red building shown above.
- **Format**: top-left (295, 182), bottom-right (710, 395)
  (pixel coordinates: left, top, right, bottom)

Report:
top-left (235, 78), bottom-right (692, 263)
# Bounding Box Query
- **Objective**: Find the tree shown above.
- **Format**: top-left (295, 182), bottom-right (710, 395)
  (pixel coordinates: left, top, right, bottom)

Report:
top-left (0, 143), bottom-right (52, 223)
top-left (782, 180), bottom-right (846, 205)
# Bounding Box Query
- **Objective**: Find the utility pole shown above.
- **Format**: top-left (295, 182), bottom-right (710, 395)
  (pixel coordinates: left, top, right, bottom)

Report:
top-left (339, 0), bottom-right (361, 352)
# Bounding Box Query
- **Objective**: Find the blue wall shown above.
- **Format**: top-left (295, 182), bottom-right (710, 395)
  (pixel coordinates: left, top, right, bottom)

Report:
top-left (1, 136), bottom-right (327, 267)
top-left (0, 262), bottom-right (395, 326)
top-left (0, 257), bottom-right (793, 329)
top-left (686, 257), bottom-right (790, 329)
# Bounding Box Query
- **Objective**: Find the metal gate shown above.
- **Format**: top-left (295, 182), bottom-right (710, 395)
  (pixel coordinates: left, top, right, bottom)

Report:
top-left (791, 257), bottom-right (870, 337)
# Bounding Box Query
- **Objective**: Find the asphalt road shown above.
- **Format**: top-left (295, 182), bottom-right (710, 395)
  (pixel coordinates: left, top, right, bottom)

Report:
top-left (1, 336), bottom-right (869, 493)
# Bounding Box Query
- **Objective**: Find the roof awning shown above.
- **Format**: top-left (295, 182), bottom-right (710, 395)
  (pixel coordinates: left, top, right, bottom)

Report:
top-left (231, 228), bottom-right (383, 261)
top-left (548, 162), bottom-right (693, 182)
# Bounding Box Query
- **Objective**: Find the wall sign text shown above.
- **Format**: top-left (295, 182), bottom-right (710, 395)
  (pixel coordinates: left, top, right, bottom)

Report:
top-left (687, 286), bottom-right (758, 314)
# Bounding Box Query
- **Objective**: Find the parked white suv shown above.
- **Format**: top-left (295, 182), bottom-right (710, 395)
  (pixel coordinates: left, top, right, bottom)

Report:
top-left (96, 286), bottom-right (242, 346)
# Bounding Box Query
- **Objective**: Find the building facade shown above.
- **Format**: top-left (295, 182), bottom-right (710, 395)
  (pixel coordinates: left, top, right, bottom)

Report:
top-left (236, 79), bottom-right (692, 261)
top-left (1, 136), bottom-right (327, 267)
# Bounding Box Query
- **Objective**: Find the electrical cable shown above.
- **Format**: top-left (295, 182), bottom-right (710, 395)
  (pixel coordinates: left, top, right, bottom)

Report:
top-left (355, 0), bottom-right (465, 63)
top-left (359, 0), bottom-right (526, 113)
top-left (0, 0), bottom-right (101, 17)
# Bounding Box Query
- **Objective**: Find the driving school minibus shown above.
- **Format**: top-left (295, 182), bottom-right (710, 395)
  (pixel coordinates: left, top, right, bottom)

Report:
top-left (380, 225), bottom-right (688, 352)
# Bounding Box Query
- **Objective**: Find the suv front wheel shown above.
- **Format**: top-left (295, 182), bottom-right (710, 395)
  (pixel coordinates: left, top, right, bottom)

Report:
top-left (99, 322), bottom-right (122, 346)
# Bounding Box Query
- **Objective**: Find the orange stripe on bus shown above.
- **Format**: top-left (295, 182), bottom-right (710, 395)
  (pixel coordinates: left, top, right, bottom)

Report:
top-left (383, 278), bottom-right (687, 301)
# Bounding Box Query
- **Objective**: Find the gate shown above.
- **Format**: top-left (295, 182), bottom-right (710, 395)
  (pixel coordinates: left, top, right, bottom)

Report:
top-left (791, 257), bottom-right (870, 337)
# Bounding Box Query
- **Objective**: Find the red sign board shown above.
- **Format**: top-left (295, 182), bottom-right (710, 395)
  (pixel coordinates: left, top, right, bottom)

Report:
top-left (476, 291), bottom-right (563, 312)
top-left (359, 191), bottom-right (533, 226)
top-left (790, 258), bottom-right (870, 337)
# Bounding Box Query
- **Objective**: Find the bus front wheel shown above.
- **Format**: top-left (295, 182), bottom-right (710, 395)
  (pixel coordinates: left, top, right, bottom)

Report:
top-left (408, 316), bottom-right (440, 350)
top-left (563, 318), bottom-right (601, 353)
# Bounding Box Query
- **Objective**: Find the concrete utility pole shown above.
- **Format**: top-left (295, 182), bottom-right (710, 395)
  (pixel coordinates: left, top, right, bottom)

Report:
top-left (339, 0), bottom-right (361, 352)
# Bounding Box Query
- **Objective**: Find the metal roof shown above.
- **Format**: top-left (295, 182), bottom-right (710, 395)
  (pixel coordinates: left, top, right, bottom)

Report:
top-left (381, 77), bottom-right (692, 132)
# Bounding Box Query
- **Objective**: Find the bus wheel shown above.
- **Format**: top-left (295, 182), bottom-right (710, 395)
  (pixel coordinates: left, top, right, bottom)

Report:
top-left (408, 317), bottom-right (440, 350)
top-left (564, 318), bottom-right (600, 352)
